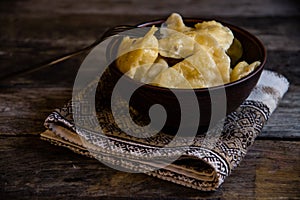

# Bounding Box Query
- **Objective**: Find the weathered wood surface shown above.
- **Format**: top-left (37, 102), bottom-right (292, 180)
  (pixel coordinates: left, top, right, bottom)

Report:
top-left (0, 0), bottom-right (299, 199)
top-left (1, 137), bottom-right (299, 199)
top-left (0, 1), bottom-right (299, 86)
top-left (0, 86), bottom-right (299, 139)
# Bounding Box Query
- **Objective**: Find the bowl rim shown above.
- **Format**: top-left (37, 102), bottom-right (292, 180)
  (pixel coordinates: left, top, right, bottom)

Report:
top-left (112, 17), bottom-right (267, 92)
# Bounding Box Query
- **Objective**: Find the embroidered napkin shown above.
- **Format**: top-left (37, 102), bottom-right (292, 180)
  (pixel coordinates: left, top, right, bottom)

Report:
top-left (41, 69), bottom-right (288, 191)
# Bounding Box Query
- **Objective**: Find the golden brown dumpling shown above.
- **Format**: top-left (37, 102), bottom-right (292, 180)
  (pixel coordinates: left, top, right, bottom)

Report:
top-left (116, 26), bottom-right (159, 78)
top-left (140, 57), bottom-right (169, 83)
top-left (181, 47), bottom-right (224, 87)
top-left (231, 61), bottom-right (261, 82)
top-left (151, 67), bottom-right (191, 88)
top-left (195, 20), bottom-right (234, 51)
top-left (172, 58), bottom-right (206, 88)
top-left (115, 13), bottom-right (260, 89)
top-left (158, 31), bottom-right (195, 59)
top-left (161, 13), bottom-right (192, 35)
top-left (152, 46), bottom-right (224, 88)
top-left (226, 38), bottom-right (243, 66)
top-left (194, 33), bottom-right (231, 83)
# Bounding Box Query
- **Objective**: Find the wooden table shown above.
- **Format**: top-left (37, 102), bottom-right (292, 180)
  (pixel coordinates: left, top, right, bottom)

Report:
top-left (1, 0), bottom-right (299, 199)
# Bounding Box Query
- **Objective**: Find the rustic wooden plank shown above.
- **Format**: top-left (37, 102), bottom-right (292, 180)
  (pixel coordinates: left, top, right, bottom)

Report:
top-left (0, 86), bottom-right (299, 139)
top-left (0, 88), bottom-right (72, 135)
top-left (0, 15), bottom-right (299, 85)
top-left (261, 85), bottom-right (300, 139)
top-left (1, 14), bottom-right (299, 46)
top-left (1, 1), bottom-right (299, 83)
top-left (1, 15), bottom-right (299, 52)
top-left (1, 0), bottom-right (299, 17)
top-left (0, 136), bottom-right (299, 199)
top-left (0, 0), bottom-right (298, 199)
top-left (1, 50), bottom-right (298, 87)
top-left (264, 51), bottom-right (300, 85)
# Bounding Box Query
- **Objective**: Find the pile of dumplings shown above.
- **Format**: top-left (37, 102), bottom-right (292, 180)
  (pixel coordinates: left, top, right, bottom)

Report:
top-left (116, 13), bottom-right (261, 89)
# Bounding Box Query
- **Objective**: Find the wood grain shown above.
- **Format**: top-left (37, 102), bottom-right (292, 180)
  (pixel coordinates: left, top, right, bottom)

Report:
top-left (0, 136), bottom-right (299, 199)
top-left (0, 0), bottom-right (299, 198)
top-left (1, 0), bottom-right (299, 17)
top-left (0, 87), bottom-right (72, 135)
top-left (0, 86), bottom-right (299, 139)
top-left (0, 7), bottom-right (299, 85)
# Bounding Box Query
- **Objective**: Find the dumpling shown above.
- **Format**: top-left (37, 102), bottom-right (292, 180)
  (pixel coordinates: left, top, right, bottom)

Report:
top-left (158, 31), bottom-right (195, 59)
top-left (195, 20), bottom-right (234, 51)
top-left (153, 46), bottom-right (224, 88)
top-left (151, 67), bottom-right (191, 88)
top-left (231, 61), bottom-right (261, 82)
top-left (160, 13), bottom-right (192, 36)
top-left (140, 57), bottom-right (169, 83)
top-left (172, 58), bottom-right (206, 88)
top-left (226, 38), bottom-right (243, 66)
top-left (181, 47), bottom-right (225, 87)
top-left (116, 26), bottom-right (159, 78)
top-left (194, 33), bottom-right (231, 83)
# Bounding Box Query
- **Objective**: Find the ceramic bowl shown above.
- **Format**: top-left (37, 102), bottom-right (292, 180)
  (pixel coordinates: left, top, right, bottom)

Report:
top-left (106, 18), bottom-right (267, 135)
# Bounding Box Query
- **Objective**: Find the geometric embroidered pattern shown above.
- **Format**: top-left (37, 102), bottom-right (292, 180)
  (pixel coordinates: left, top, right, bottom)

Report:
top-left (44, 69), bottom-right (271, 191)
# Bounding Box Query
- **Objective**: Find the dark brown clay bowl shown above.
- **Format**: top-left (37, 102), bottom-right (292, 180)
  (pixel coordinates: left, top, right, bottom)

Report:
top-left (106, 18), bottom-right (267, 135)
